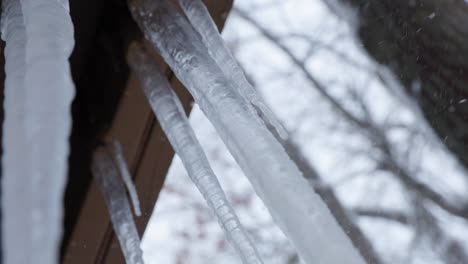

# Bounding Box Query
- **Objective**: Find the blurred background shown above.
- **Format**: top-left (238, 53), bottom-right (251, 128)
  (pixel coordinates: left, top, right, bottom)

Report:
top-left (141, 0), bottom-right (468, 263)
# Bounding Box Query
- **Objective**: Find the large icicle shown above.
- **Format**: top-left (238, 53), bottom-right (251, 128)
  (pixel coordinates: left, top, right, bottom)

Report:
top-left (112, 140), bottom-right (142, 217)
top-left (1, 0), bottom-right (31, 263)
top-left (129, 1), bottom-right (365, 263)
top-left (128, 44), bottom-right (263, 264)
top-left (178, 0), bottom-right (288, 139)
top-left (92, 146), bottom-right (144, 264)
top-left (16, 0), bottom-right (75, 262)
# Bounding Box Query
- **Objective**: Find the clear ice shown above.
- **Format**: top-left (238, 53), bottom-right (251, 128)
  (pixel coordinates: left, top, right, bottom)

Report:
top-left (112, 140), bottom-right (142, 217)
top-left (1, 0), bottom-right (30, 262)
top-left (93, 147), bottom-right (145, 264)
top-left (128, 44), bottom-right (263, 264)
top-left (178, 0), bottom-right (288, 139)
top-left (129, 1), bottom-right (366, 263)
top-left (2, 0), bottom-right (75, 263)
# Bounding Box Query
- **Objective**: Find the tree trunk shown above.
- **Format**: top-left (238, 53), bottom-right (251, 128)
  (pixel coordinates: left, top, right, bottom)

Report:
top-left (328, 0), bottom-right (468, 169)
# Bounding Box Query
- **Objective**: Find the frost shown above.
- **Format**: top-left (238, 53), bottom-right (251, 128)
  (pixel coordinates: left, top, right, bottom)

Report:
top-left (129, 1), bottom-right (366, 263)
top-left (2, 0), bottom-right (75, 263)
top-left (93, 147), bottom-right (144, 264)
top-left (128, 44), bottom-right (263, 264)
top-left (112, 140), bottom-right (142, 217)
top-left (178, 0), bottom-right (288, 139)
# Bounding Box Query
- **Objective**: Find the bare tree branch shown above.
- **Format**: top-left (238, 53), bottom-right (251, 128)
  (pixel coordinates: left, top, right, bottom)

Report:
top-left (234, 6), bottom-right (468, 263)
top-left (234, 7), bottom-right (468, 222)
top-left (353, 208), bottom-right (409, 225)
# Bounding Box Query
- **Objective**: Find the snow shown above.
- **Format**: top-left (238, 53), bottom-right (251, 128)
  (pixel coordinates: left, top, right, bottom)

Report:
top-left (2, 0), bottom-right (75, 263)
top-left (112, 140), bottom-right (142, 217)
top-left (129, 1), bottom-right (365, 263)
top-left (128, 44), bottom-right (263, 264)
top-left (93, 147), bottom-right (144, 264)
top-left (178, 0), bottom-right (287, 140)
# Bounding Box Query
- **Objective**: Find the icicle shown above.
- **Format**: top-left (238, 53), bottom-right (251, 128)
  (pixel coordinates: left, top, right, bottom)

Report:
top-left (129, 1), bottom-right (365, 263)
top-left (128, 44), bottom-right (263, 264)
top-left (178, 0), bottom-right (288, 140)
top-left (12, 0), bottom-right (76, 262)
top-left (1, 0), bottom-right (31, 263)
top-left (92, 147), bottom-right (144, 264)
top-left (112, 140), bottom-right (142, 217)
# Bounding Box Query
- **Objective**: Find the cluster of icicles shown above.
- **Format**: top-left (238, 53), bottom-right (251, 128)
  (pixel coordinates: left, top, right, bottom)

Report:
top-left (0, 0), bottom-right (365, 263)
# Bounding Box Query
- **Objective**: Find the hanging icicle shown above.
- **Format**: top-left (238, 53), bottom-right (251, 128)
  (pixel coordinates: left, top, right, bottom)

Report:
top-left (128, 44), bottom-right (263, 264)
top-left (19, 0), bottom-right (76, 262)
top-left (178, 0), bottom-right (288, 139)
top-left (1, 0), bottom-right (31, 263)
top-left (112, 140), bottom-right (142, 217)
top-left (2, 0), bottom-right (75, 263)
top-left (129, 1), bottom-right (365, 263)
top-left (93, 146), bottom-right (145, 264)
